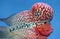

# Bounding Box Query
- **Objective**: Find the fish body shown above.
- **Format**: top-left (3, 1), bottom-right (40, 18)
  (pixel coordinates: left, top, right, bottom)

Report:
top-left (0, 21), bottom-right (36, 39)
top-left (0, 2), bottom-right (53, 39)
top-left (0, 23), bottom-right (53, 39)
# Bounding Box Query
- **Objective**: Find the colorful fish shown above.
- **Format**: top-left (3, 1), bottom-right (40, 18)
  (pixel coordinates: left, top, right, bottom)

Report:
top-left (0, 2), bottom-right (53, 39)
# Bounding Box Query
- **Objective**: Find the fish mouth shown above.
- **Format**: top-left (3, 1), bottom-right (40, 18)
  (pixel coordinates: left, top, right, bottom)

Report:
top-left (34, 23), bottom-right (53, 36)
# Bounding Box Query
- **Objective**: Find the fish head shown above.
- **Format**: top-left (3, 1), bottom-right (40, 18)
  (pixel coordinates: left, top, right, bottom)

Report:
top-left (34, 20), bottom-right (53, 36)
top-left (31, 2), bottom-right (53, 21)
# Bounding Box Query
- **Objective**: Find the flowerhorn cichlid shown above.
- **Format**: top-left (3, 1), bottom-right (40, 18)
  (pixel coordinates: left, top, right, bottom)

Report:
top-left (0, 10), bottom-right (34, 26)
top-left (0, 2), bottom-right (54, 39)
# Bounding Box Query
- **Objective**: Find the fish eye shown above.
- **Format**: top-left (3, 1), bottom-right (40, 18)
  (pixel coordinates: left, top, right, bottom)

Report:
top-left (44, 21), bottom-right (50, 24)
top-left (44, 21), bottom-right (47, 24)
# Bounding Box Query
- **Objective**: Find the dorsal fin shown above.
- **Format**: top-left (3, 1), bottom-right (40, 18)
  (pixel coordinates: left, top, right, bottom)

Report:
top-left (0, 18), bottom-right (7, 22)
top-left (7, 12), bottom-right (18, 19)
top-left (0, 13), bottom-right (18, 26)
